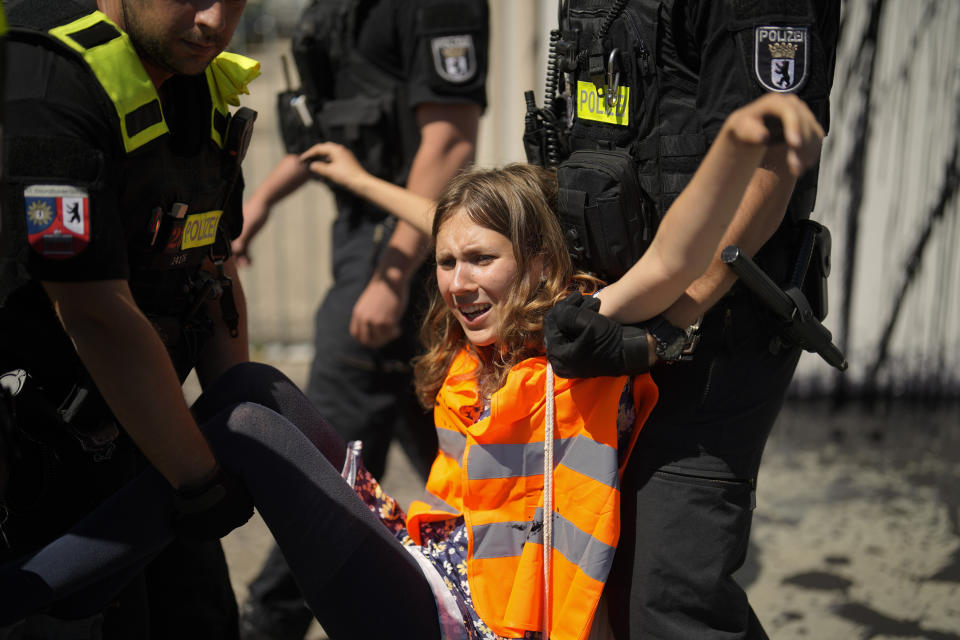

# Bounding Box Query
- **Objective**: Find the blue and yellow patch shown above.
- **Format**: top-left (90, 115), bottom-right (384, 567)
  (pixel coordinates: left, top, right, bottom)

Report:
top-left (24, 185), bottom-right (91, 259)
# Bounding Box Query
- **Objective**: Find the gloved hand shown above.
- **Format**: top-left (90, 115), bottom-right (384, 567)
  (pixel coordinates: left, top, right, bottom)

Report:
top-left (173, 465), bottom-right (253, 540)
top-left (544, 292), bottom-right (652, 378)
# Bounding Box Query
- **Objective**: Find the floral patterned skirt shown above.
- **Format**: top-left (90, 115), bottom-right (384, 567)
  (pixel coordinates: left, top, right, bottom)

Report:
top-left (348, 452), bottom-right (539, 640)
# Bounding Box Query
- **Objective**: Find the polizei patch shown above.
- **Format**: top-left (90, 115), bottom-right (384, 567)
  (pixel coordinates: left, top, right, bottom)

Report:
top-left (24, 184), bottom-right (91, 259)
top-left (754, 26), bottom-right (809, 93)
top-left (431, 35), bottom-right (477, 84)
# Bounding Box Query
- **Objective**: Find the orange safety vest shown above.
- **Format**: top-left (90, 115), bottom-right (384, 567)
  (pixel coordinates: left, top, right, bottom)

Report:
top-left (407, 350), bottom-right (658, 640)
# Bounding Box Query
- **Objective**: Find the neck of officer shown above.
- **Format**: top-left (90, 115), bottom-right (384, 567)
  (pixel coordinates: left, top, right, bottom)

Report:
top-left (97, 0), bottom-right (172, 89)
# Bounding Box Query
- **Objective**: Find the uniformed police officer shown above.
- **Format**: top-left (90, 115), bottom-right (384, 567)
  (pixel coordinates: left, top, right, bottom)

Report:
top-left (231, 1), bottom-right (489, 638)
top-left (539, 1), bottom-right (841, 638)
top-left (0, 0), bottom-right (257, 636)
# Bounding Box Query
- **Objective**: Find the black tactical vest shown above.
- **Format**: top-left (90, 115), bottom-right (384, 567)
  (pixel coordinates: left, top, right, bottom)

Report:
top-left (2, 2), bottom-right (251, 382)
top-left (528, 0), bottom-right (828, 283)
top-left (281, 0), bottom-right (418, 185)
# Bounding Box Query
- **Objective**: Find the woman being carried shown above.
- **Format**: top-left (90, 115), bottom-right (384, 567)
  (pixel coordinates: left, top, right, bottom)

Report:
top-left (0, 94), bottom-right (822, 640)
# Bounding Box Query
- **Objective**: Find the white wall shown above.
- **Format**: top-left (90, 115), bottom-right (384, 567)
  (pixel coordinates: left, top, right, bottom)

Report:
top-left (237, 0), bottom-right (960, 396)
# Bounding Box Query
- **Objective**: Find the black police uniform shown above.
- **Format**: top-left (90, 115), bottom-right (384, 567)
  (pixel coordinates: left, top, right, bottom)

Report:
top-left (0, 2), bottom-right (253, 636)
top-left (302, 0), bottom-right (489, 481)
top-left (543, 1), bottom-right (840, 638)
top-left (239, 2), bottom-right (488, 638)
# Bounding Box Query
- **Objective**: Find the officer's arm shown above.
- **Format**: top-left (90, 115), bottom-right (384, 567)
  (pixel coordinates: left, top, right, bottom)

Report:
top-left (233, 155), bottom-right (312, 265)
top-left (600, 155), bottom-right (796, 326)
top-left (195, 256), bottom-right (250, 389)
top-left (658, 155), bottom-right (796, 327)
top-left (613, 2), bottom-right (835, 329)
top-left (377, 102), bottom-right (479, 268)
top-left (597, 95), bottom-right (822, 324)
top-left (349, 102), bottom-right (480, 347)
top-left (42, 279), bottom-right (218, 489)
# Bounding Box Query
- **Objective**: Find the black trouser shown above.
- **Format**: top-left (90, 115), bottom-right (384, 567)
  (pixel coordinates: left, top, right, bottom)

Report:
top-left (0, 368), bottom-right (237, 639)
top-left (0, 363), bottom-right (441, 640)
top-left (244, 200), bottom-right (437, 640)
top-left (608, 294), bottom-right (801, 640)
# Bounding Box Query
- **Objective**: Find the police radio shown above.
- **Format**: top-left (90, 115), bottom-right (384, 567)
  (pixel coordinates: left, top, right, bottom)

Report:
top-left (277, 55), bottom-right (323, 154)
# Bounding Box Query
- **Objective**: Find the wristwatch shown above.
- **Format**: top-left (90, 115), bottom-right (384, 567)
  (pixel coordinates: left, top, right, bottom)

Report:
top-left (644, 314), bottom-right (701, 362)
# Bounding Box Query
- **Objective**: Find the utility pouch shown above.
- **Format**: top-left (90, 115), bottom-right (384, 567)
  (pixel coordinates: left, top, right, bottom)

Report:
top-left (556, 149), bottom-right (656, 282)
top-left (798, 220), bottom-right (831, 322)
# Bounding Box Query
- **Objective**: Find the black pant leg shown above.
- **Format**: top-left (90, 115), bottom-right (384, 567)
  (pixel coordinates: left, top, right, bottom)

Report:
top-left (609, 297), bottom-right (800, 640)
top-left (203, 401), bottom-right (441, 640)
top-left (1, 384), bottom-right (440, 639)
top-left (241, 545), bottom-right (314, 640)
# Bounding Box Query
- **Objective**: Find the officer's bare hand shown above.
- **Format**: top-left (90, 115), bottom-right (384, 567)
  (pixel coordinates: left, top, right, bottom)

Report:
top-left (233, 198), bottom-right (271, 267)
top-left (300, 142), bottom-right (367, 193)
top-left (725, 93), bottom-right (824, 177)
top-left (350, 276), bottom-right (407, 348)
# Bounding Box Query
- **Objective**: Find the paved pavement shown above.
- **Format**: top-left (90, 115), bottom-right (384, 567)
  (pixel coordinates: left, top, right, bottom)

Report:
top-left (215, 358), bottom-right (960, 639)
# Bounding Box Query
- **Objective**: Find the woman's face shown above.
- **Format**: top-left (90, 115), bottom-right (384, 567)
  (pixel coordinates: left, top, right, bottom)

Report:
top-left (435, 208), bottom-right (520, 347)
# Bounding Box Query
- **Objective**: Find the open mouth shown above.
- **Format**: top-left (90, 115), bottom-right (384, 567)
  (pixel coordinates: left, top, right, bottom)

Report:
top-left (458, 303), bottom-right (491, 322)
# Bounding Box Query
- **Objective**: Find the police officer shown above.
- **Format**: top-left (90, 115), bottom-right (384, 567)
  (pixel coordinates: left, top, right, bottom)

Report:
top-left (539, 1), bottom-right (840, 638)
top-left (0, 0), bottom-right (257, 636)
top-left (231, 1), bottom-right (489, 638)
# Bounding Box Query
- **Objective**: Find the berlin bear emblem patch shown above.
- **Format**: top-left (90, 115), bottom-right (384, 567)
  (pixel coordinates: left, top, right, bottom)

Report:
top-left (431, 34), bottom-right (477, 84)
top-left (754, 26), bottom-right (809, 93)
top-left (24, 184), bottom-right (91, 259)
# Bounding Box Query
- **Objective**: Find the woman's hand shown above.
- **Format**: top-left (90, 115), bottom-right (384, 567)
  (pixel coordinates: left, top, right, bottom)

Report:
top-left (299, 142), bottom-right (368, 193)
top-left (724, 93), bottom-right (825, 177)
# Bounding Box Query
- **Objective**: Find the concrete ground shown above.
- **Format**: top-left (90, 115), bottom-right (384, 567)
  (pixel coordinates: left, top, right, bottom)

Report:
top-left (214, 356), bottom-right (960, 639)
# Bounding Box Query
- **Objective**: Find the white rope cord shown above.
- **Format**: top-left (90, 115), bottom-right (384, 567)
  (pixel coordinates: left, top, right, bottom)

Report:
top-left (542, 361), bottom-right (556, 639)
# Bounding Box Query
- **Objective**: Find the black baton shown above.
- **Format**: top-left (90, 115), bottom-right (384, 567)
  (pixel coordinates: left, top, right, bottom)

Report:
top-left (721, 245), bottom-right (848, 371)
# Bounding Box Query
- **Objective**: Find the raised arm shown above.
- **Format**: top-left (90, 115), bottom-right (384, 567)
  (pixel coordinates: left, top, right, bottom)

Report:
top-left (596, 93), bottom-right (823, 322)
top-left (232, 154), bottom-right (313, 265)
top-left (301, 142), bottom-right (436, 235)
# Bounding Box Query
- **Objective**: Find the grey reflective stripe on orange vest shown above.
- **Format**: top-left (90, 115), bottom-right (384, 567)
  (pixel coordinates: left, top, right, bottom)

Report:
top-left (421, 492), bottom-right (459, 514)
top-left (472, 508), bottom-right (616, 583)
top-left (437, 428), bottom-right (467, 463)
top-left (467, 435), bottom-right (618, 489)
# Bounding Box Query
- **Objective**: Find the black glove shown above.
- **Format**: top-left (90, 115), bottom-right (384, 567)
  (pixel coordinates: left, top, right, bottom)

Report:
top-left (544, 292), bottom-right (652, 379)
top-left (173, 465), bottom-right (253, 540)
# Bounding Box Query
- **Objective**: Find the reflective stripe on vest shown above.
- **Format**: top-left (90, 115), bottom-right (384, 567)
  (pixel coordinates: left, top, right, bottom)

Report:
top-left (49, 12), bottom-right (166, 153)
top-left (473, 507), bottom-right (616, 583)
top-left (48, 12), bottom-right (260, 153)
top-left (419, 492), bottom-right (459, 515)
top-left (437, 426), bottom-right (467, 463)
top-left (407, 350), bottom-right (659, 640)
top-left (467, 435), bottom-right (619, 488)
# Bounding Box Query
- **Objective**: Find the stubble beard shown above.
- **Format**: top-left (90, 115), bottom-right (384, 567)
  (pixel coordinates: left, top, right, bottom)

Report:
top-left (121, 0), bottom-right (221, 77)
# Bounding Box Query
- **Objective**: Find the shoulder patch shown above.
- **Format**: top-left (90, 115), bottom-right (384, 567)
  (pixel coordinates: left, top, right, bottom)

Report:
top-left (24, 184), bottom-right (91, 259)
top-left (754, 26), bottom-right (809, 93)
top-left (431, 34), bottom-right (477, 84)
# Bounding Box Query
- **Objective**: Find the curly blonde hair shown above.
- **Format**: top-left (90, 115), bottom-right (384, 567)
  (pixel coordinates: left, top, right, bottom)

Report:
top-left (413, 164), bottom-right (599, 407)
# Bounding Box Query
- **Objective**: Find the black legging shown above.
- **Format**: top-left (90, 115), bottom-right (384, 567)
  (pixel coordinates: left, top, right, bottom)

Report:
top-left (0, 363), bottom-right (441, 639)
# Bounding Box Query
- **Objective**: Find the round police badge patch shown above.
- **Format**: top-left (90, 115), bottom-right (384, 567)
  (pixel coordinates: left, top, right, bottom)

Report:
top-left (431, 34), bottom-right (477, 84)
top-left (754, 26), bottom-right (809, 93)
